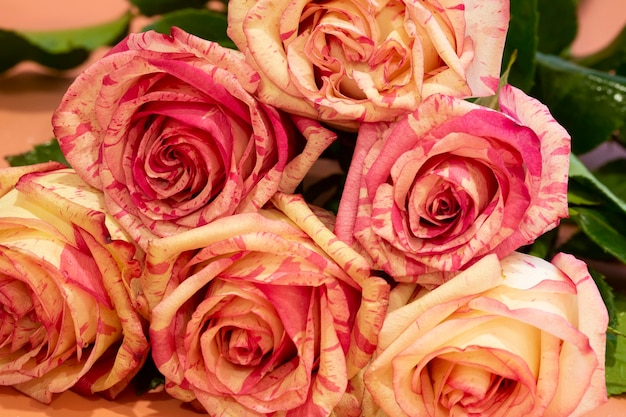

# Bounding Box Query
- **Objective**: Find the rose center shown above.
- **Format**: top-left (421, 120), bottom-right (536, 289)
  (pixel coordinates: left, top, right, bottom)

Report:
top-left (0, 275), bottom-right (49, 360)
top-left (298, 0), bottom-right (416, 97)
top-left (406, 155), bottom-right (498, 239)
top-left (408, 174), bottom-right (468, 239)
top-left (220, 327), bottom-right (269, 367)
top-left (426, 186), bottom-right (461, 223)
top-left (145, 135), bottom-right (217, 201)
top-left (427, 358), bottom-right (518, 413)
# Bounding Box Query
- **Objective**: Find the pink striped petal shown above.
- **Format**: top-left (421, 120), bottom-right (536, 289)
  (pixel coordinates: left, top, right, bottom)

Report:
top-left (335, 87), bottom-right (570, 284)
top-left (148, 192), bottom-right (389, 415)
top-left (53, 28), bottom-right (334, 250)
top-left (227, 0), bottom-right (509, 129)
top-left (0, 167), bottom-right (148, 403)
top-left (363, 252), bottom-right (607, 417)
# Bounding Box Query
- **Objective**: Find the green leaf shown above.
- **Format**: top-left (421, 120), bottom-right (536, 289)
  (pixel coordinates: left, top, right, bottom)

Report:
top-left (568, 184), bottom-right (603, 206)
top-left (557, 229), bottom-right (617, 262)
top-left (605, 291), bottom-right (626, 395)
top-left (5, 139), bottom-right (69, 168)
top-left (532, 53), bottom-right (626, 154)
top-left (142, 8), bottom-right (235, 49)
top-left (536, 0), bottom-right (578, 55)
top-left (572, 24), bottom-right (626, 76)
top-left (568, 206), bottom-right (626, 264)
top-left (0, 12), bottom-right (131, 73)
top-left (569, 154), bottom-right (626, 214)
top-left (590, 269), bottom-right (619, 372)
top-left (594, 158), bottom-right (626, 203)
top-left (132, 354), bottom-right (165, 396)
top-left (502, 0), bottom-right (538, 92)
top-left (523, 227), bottom-right (557, 259)
top-left (302, 173), bottom-right (345, 214)
top-left (0, 30), bottom-right (89, 73)
top-left (20, 12), bottom-right (131, 53)
top-left (129, 0), bottom-right (209, 17)
top-left (593, 268), bottom-right (619, 396)
top-left (567, 154), bottom-right (626, 264)
top-left (590, 269), bottom-right (618, 330)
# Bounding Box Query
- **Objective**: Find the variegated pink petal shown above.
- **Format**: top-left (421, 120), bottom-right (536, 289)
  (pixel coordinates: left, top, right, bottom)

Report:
top-left (148, 193), bottom-right (389, 416)
top-left (227, 0), bottom-right (509, 129)
top-left (335, 88), bottom-right (570, 284)
top-left (363, 252), bottom-right (607, 417)
top-left (0, 162), bottom-right (66, 198)
top-left (0, 168), bottom-right (147, 403)
top-left (495, 84), bottom-right (571, 255)
top-left (53, 28), bottom-right (334, 250)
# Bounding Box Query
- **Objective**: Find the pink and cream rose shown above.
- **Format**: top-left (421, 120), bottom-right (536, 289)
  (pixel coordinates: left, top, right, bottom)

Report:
top-left (53, 28), bottom-right (336, 249)
top-left (0, 164), bottom-right (148, 403)
top-left (335, 84), bottom-right (570, 284)
top-left (227, 0), bottom-right (509, 129)
top-left (145, 192), bottom-right (389, 416)
top-left (363, 251), bottom-right (608, 417)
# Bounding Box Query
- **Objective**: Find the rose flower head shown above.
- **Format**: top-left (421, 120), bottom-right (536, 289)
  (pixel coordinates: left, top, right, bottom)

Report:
top-left (53, 28), bottom-right (336, 249)
top-left (335, 84), bottom-right (570, 284)
top-left (228, 0), bottom-right (509, 129)
top-left (145, 192), bottom-right (389, 416)
top-left (363, 251), bottom-right (608, 417)
top-left (0, 163), bottom-right (148, 403)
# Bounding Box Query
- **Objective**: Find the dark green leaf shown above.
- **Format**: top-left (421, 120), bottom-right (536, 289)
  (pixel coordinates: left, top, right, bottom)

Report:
top-left (536, 0), bottom-right (578, 55)
top-left (5, 139), bottom-right (69, 168)
top-left (568, 183), bottom-right (603, 206)
top-left (557, 229), bottom-right (617, 262)
top-left (605, 291), bottom-right (626, 395)
top-left (568, 157), bottom-right (626, 263)
top-left (0, 30), bottom-right (90, 73)
top-left (533, 53), bottom-right (626, 154)
top-left (303, 173), bottom-right (344, 214)
top-left (594, 158), bottom-right (626, 203)
top-left (572, 24), bottom-right (626, 76)
top-left (568, 206), bottom-right (626, 264)
top-left (129, 0), bottom-right (209, 17)
top-left (569, 154), bottom-right (626, 214)
top-left (590, 269), bottom-right (618, 330)
top-left (522, 227), bottom-right (558, 259)
top-left (142, 8), bottom-right (235, 49)
top-left (133, 355), bottom-right (165, 396)
top-left (590, 269), bottom-right (618, 369)
top-left (595, 268), bottom-right (619, 396)
top-left (0, 13), bottom-right (131, 73)
top-left (20, 12), bottom-right (131, 53)
top-left (502, 0), bottom-right (538, 92)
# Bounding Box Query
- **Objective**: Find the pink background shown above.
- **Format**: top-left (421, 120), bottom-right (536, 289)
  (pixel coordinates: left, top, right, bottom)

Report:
top-left (0, 0), bottom-right (625, 415)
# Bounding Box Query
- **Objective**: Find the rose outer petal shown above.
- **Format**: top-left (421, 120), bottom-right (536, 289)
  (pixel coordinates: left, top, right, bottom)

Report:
top-left (364, 252), bottom-right (607, 417)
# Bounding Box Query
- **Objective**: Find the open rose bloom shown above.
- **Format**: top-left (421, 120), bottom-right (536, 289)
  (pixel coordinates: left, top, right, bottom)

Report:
top-left (363, 252), bottom-right (608, 417)
top-left (144, 193), bottom-right (389, 416)
top-left (53, 28), bottom-right (336, 249)
top-left (227, 0), bottom-right (509, 129)
top-left (335, 84), bottom-right (570, 284)
top-left (0, 164), bottom-right (148, 403)
top-left (2, 0), bottom-right (613, 414)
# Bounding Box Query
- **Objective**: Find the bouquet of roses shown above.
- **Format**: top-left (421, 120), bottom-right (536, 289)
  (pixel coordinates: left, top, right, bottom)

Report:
top-left (2, 0), bottom-right (626, 416)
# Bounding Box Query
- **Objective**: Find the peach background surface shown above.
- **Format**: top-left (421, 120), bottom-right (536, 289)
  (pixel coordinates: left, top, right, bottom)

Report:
top-left (0, 0), bottom-right (625, 415)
